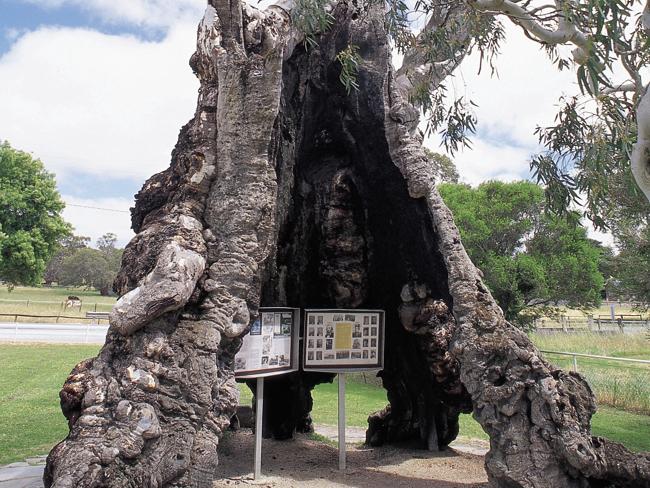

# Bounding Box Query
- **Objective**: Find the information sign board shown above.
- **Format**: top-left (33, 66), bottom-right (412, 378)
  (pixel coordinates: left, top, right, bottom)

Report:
top-left (303, 309), bottom-right (385, 371)
top-left (235, 307), bottom-right (300, 378)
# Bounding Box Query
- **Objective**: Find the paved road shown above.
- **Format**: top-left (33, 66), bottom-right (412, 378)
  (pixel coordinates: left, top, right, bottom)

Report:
top-left (0, 323), bottom-right (108, 344)
top-left (0, 458), bottom-right (45, 488)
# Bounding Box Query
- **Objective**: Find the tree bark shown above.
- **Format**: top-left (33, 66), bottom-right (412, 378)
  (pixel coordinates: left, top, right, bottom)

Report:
top-left (45, 2), bottom-right (292, 486)
top-left (46, 2), bottom-right (650, 488)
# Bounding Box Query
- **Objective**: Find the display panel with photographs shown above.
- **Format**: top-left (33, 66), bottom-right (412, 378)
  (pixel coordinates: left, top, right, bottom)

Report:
top-left (303, 309), bottom-right (384, 371)
top-left (235, 307), bottom-right (299, 378)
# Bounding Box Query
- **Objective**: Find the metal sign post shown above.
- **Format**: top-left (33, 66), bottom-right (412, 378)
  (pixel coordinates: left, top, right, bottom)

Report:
top-left (301, 309), bottom-right (385, 472)
top-left (338, 372), bottom-right (346, 470)
top-left (254, 377), bottom-right (264, 479)
top-left (234, 307), bottom-right (301, 480)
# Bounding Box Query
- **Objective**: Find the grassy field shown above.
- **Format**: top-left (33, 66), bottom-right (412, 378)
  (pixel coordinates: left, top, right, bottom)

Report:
top-left (1, 344), bottom-right (649, 466)
top-left (0, 286), bottom-right (116, 324)
top-left (300, 376), bottom-right (650, 450)
top-left (0, 344), bottom-right (101, 464)
top-left (531, 332), bottom-right (650, 358)
top-left (531, 332), bottom-right (650, 414)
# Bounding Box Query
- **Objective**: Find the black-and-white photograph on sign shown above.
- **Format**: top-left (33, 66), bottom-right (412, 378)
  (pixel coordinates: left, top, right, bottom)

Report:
top-left (235, 307), bottom-right (300, 378)
top-left (303, 309), bottom-right (385, 371)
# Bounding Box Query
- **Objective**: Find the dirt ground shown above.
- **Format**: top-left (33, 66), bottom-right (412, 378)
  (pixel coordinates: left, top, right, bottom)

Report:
top-left (213, 429), bottom-right (489, 488)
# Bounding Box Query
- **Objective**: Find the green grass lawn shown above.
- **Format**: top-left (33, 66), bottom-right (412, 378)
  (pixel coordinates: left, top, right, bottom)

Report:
top-left (1, 344), bottom-right (649, 466)
top-left (531, 332), bottom-right (650, 358)
top-left (0, 344), bottom-right (101, 464)
top-left (302, 376), bottom-right (650, 452)
top-left (0, 286), bottom-right (116, 323)
top-left (530, 332), bottom-right (650, 414)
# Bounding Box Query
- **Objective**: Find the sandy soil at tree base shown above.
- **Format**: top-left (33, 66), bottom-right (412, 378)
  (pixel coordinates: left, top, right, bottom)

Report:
top-left (213, 429), bottom-right (488, 488)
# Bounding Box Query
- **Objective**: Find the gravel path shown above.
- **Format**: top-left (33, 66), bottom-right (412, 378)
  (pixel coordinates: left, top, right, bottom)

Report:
top-left (215, 428), bottom-right (488, 488)
top-left (0, 427), bottom-right (489, 488)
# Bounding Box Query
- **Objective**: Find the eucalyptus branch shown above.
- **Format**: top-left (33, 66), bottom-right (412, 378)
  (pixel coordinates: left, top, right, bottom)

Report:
top-left (631, 86), bottom-right (650, 201)
top-left (601, 82), bottom-right (637, 94)
top-left (642, 0), bottom-right (650, 31)
top-left (618, 51), bottom-right (644, 98)
top-left (471, 0), bottom-right (590, 63)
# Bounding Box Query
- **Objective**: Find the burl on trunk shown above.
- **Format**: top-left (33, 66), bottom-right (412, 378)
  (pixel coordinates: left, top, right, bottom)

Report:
top-left (45, 1), bottom-right (650, 487)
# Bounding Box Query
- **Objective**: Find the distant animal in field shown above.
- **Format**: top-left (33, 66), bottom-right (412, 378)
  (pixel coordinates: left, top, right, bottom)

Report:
top-left (65, 296), bottom-right (82, 309)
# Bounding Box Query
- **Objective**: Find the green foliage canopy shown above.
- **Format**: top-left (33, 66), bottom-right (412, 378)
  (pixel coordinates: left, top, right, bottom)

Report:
top-left (613, 226), bottom-right (650, 302)
top-left (0, 142), bottom-right (71, 286)
top-left (439, 180), bottom-right (604, 327)
top-left (602, 177), bottom-right (650, 302)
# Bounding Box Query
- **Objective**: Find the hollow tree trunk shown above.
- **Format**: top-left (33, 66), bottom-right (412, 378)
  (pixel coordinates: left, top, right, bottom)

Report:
top-left (44, 2), bottom-right (292, 486)
top-left (45, 1), bottom-right (650, 487)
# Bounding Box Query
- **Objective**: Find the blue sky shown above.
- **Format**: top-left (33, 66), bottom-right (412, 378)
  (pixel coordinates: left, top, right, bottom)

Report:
top-left (0, 1), bottom-right (170, 53)
top-left (1, 0), bottom-right (604, 246)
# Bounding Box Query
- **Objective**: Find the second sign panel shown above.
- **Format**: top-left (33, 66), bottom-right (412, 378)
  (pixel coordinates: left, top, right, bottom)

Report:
top-left (303, 309), bottom-right (385, 371)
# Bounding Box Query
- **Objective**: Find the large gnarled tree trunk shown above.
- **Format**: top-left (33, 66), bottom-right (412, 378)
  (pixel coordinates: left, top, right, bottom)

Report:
top-left (45, 2), bottom-right (650, 487)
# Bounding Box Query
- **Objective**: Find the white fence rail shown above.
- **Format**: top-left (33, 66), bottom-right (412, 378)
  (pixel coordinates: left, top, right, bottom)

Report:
top-left (540, 349), bottom-right (650, 372)
top-left (535, 316), bottom-right (649, 334)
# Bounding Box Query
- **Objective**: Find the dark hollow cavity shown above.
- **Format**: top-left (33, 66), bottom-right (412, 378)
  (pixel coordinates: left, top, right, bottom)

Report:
top-left (241, 17), bottom-right (472, 449)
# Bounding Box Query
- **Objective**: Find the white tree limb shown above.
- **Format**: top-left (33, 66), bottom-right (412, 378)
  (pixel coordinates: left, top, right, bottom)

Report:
top-left (631, 86), bottom-right (650, 202)
top-left (471, 0), bottom-right (590, 63)
top-left (601, 82), bottom-right (637, 94)
top-left (642, 0), bottom-right (650, 31)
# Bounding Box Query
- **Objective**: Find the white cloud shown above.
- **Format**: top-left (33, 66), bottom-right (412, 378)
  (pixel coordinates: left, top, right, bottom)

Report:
top-left (424, 23), bottom-right (578, 183)
top-left (429, 138), bottom-right (535, 186)
top-left (0, 22), bottom-right (200, 182)
top-left (21, 0), bottom-right (204, 28)
top-left (448, 23), bottom-right (577, 145)
top-left (62, 196), bottom-right (134, 247)
top-left (586, 224), bottom-right (615, 249)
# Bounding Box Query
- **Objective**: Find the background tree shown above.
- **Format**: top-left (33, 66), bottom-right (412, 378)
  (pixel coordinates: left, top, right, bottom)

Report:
top-left (439, 180), bottom-right (603, 327)
top-left (613, 226), bottom-right (650, 302)
top-left (43, 234), bottom-right (91, 286)
top-left (423, 148), bottom-right (459, 183)
top-left (0, 141), bottom-right (70, 288)
top-left (58, 235), bottom-right (123, 296)
top-left (96, 232), bottom-right (117, 252)
top-left (601, 171), bottom-right (650, 302)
